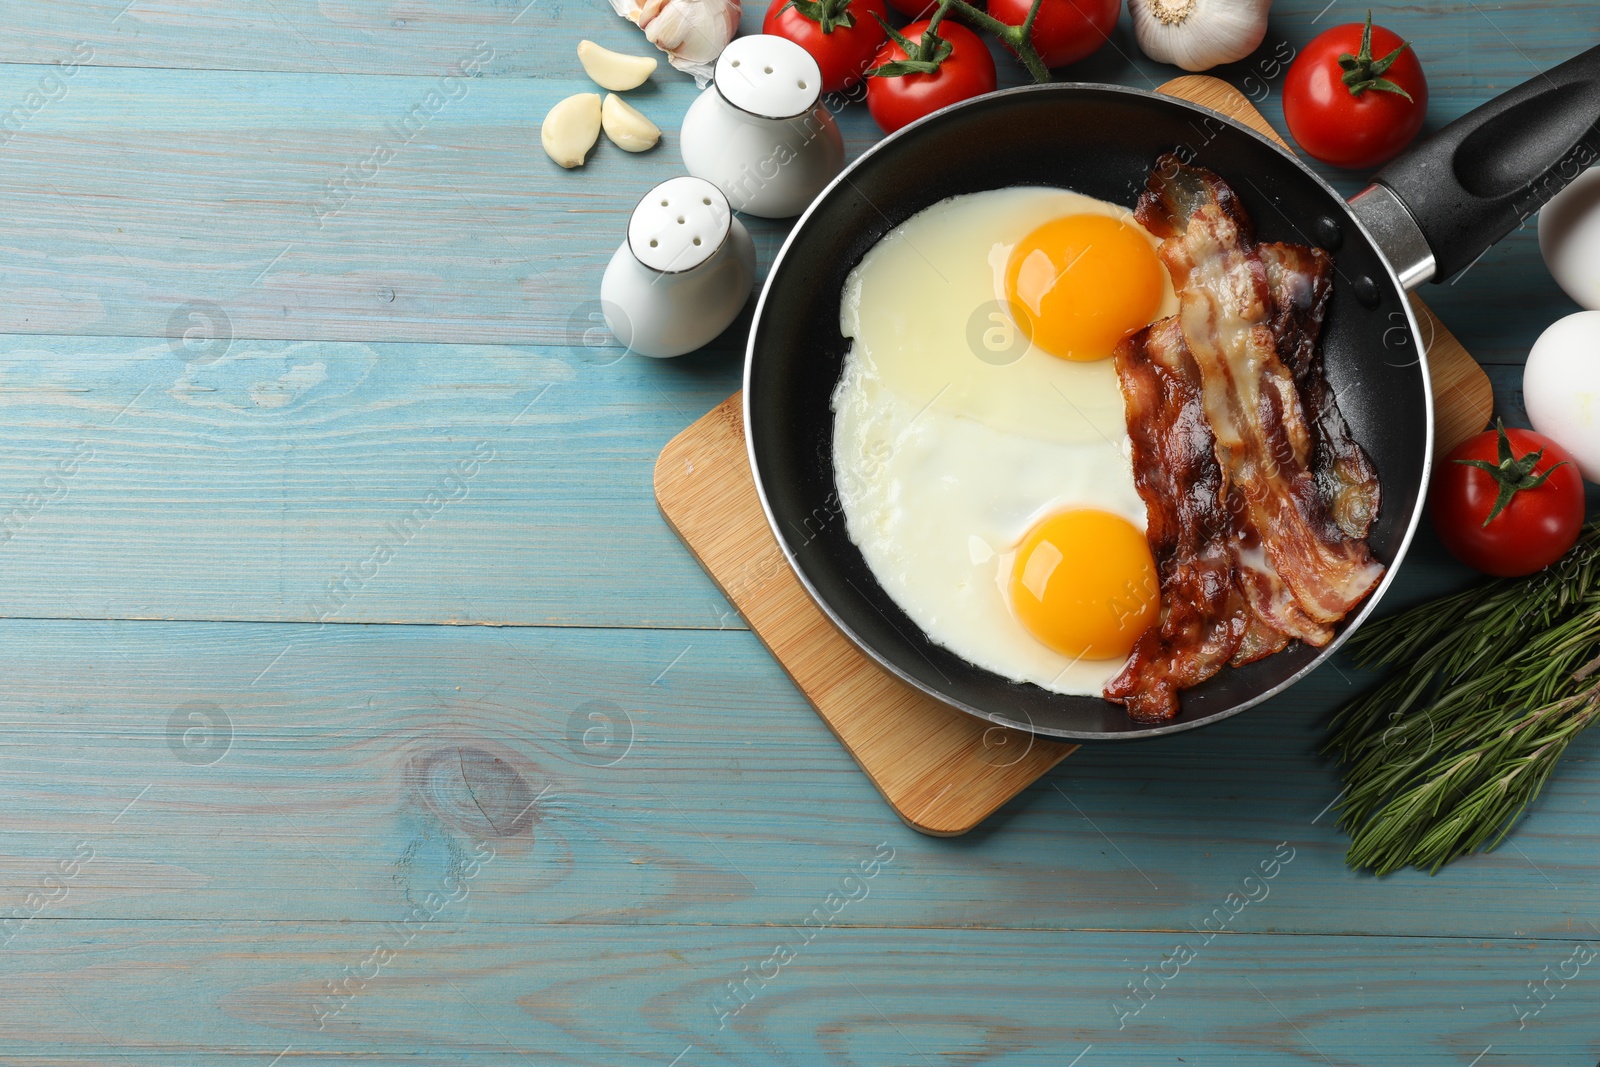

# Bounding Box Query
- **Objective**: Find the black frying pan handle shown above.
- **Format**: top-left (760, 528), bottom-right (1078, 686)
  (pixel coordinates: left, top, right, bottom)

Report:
top-left (1373, 43), bottom-right (1600, 281)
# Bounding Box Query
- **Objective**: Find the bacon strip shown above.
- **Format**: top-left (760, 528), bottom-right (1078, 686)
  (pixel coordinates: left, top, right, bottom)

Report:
top-left (1260, 242), bottom-right (1382, 541)
top-left (1135, 156), bottom-right (1384, 627)
top-left (1229, 511), bottom-right (1331, 654)
top-left (1104, 295), bottom-right (1331, 714)
top-left (1105, 159), bottom-right (1386, 715)
top-left (1229, 244), bottom-right (1360, 659)
top-left (1105, 318), bottom-right (1246, 722)
top-left (1231, 605), bottom-right (1291, 667)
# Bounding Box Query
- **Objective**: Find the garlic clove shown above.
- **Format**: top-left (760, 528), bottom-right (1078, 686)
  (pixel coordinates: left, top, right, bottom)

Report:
top-left (1129, 0), bottom-right (1271, 73)
top-left (607, 0), bottom-right (742, 87)
top-left (577, 39), bottom-right (658, 91)
top-left (541, 93), bottom-right (602, 169)
top-left (601, 93), bottom-right (661, 153)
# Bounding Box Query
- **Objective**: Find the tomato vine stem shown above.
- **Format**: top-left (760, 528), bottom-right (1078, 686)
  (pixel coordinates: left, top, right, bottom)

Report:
top-left (866, 0), bottom-right (1052, 84)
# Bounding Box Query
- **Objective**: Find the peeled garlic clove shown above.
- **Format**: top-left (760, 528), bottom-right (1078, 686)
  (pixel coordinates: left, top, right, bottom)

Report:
top-left (1129, 0), bottom-right (1271, 73)
top-left (601, 93), bottom-right (661, 153)
top-left (578, 39), bottom-right (658, 91)
top-left (541, 92), bottom-right (602, 169)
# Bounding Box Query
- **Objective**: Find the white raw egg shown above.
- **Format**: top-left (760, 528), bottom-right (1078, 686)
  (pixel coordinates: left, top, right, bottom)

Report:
top-left (831, 187), bottom-right (1174, 695)
top-left (1524, 310), bottom-right (1600, 482)
top-left (1538, 166), bottom-right (1600, 310)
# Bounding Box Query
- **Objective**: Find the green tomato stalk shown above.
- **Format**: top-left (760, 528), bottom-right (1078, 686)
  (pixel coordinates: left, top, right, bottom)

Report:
top-left (866, 0), bottom-right (1053, 84)
top-left (781, 0), bottom-right (862, 34)
top-left (1456, 420), bottom-right (1572, 528)
top-left (1338, 9), bottom-right (1416, 100)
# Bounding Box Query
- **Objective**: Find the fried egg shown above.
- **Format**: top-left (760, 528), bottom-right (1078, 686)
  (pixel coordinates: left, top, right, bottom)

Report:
top-left (832, 186), bottom-right (1176, 695)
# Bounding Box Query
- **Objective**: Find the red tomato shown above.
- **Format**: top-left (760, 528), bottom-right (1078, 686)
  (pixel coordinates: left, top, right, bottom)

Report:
top-left (1429, 423), bottom-right (1585, 578)
top-left (763, 0), bottom-right (890, 94)
top-left (865, 20), bottom-right (997, 134)
top-left (986, 0), bottom-right (1119, 68)
top-left (1283, 11), bottom-right (1427, 169)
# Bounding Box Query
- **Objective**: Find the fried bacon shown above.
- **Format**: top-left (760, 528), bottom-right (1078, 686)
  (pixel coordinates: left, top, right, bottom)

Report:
top-left (1104, 155), bottom-right (1384, 720)
top-left (1229, 514), bottom-right (1331, 654)
top-left (1106, 318), bottom-right (1246, 722)
top-left (1260, 242), bottom-right (1382, 540)
top-left (1136, 156), bottom-right (1383, 626)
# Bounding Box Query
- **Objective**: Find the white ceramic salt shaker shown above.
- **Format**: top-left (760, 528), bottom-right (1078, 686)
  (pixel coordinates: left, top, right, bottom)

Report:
top-left (600, 176), bottom-right (757, 359)
top-left (679, 35), bottom-right (845, 219)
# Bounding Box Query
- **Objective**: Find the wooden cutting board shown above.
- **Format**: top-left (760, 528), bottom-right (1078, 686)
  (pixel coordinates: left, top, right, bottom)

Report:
top-left (653, 75), bottom-right (1494, 837)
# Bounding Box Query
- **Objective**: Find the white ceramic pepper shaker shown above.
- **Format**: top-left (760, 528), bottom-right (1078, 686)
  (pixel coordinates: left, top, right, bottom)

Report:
top-left (679, 35), bottom-right (845, 219)
top-left (600, 175), bottom-right (757, 359)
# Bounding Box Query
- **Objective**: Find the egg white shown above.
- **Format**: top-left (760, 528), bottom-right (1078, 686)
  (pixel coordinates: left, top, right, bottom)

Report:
top-left (831, 187), bottom-right (1172, 696)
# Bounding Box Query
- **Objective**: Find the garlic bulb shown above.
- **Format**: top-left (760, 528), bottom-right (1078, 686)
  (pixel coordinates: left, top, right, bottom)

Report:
top-left (608, 0), bottom-right (741, 87)
top-left (1129, 0), bottom-right (1272, 72)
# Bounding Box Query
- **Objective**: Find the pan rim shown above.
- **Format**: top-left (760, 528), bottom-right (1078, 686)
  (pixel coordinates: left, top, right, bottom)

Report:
top-left (742, 80), bottom-right (1434, 741)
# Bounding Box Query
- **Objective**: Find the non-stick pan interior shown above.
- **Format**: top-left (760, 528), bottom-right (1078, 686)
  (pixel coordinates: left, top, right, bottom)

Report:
top-left (746, 84), bottom-right (1431, 740)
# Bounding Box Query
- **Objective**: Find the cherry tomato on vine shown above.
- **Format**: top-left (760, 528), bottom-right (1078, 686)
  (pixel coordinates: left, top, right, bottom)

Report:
top-left (865, 19), bottom-right (997, 134)
top-left (1429, 422), bottom-right (1585, 578)
top-left (986, 0), bottom-right (1119, 68)
top-left (1283, 11), bottom-right (1428, 169)
top-left (763, 0), bottom-right (890, 94)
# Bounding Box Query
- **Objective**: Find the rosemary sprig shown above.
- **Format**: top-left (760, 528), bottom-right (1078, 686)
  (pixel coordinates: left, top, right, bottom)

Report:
top-left (1324, 521), bottom-right (1600, 875)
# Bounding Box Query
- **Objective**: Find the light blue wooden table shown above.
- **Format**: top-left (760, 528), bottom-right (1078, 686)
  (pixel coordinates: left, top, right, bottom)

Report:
top-left (0, 1), bottom-right (1596, 1063)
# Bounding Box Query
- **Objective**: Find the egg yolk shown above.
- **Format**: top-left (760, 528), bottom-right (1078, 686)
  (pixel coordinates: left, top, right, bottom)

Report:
top-left (1005, 213), bottom-right (1166, 362)
top-left (1009, 509), bottom-right (1160, 661)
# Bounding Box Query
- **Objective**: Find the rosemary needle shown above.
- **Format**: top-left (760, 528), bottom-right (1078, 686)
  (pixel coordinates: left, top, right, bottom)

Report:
top-left (1324, 521), bottom-right (1600, 875)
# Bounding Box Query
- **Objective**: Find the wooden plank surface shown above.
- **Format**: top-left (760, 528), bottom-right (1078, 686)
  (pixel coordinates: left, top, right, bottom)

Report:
top-left (0, 924), bottom-right (1593, 1064)
top-left (0, 0), bottom-right (1596, 1062)
top-left (0, 618), bottom-right (1591, 939)
top-left (0, 333), bottom-right (744, 627)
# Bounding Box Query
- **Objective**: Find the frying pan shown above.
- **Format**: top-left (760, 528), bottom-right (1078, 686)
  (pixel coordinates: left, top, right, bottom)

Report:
top-left (744, 46), bottom-right (1600, 740)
